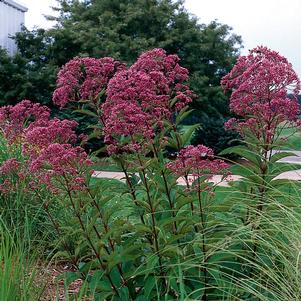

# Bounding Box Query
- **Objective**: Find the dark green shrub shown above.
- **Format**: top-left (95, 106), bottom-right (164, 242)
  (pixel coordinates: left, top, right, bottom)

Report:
top-left (192, 116), bottom-right (240, 155)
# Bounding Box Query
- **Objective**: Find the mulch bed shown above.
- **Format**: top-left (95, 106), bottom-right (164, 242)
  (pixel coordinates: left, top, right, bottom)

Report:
top-left (37, 262), bottom-right (91, 301)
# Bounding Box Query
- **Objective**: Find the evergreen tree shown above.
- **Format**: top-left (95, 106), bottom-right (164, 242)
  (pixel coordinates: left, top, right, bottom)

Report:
top-left (0, 0), bottom-right (242, 150)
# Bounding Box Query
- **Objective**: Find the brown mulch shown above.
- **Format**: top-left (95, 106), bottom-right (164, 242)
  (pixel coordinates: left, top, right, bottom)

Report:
top-left (36, 262), bottom-right (91, 301)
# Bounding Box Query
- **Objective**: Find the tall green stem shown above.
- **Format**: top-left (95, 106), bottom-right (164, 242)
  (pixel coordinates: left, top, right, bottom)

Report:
top-left (152, 144), bottom-right (178, 235)
top-left (197, 175), bottom-right (208, 301)
top-left (63, 178), bottom-right (121, 298)
top-left (33, 190), bottom-right (80, 268)
top-left (119, 159), bottom-right (146, 225)
top-left (136, 153), bottom-right (164, 277)
top-left (86, 187), bottom-right (127, 286)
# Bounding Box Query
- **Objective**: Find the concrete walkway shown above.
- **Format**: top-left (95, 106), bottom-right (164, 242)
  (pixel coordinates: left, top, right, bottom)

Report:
top-left (93, 150), bottom-right (301, 187)
top-left (93, 169), bottom-right (301, 187)
top-left (93, 171), bottom-right (241, 187)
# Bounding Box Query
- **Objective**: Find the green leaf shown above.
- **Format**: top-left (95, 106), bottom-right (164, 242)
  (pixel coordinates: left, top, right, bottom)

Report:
top-left (87, 130), bottom-right (102, 140)
top-left (62, 271), bottom-right (82, 287)
top-left (169, 96), bottom-right (178, 108)
top-left (77, 99), bottom-right (90, 104)
top-left (269, 178), bottom-right (297, 188)
top-left (145, 255), bottom-right (159, 277)
top-left (220, 146), bottom-right (261, 166)
top-left (181, 124), bottom-right (200, 146)
top-left (208, 251), bottom-right (236, 263)
top-left (78, 261), bottom-right (96, 274)
top-left (119, 287), bottom-right (130, 301)
top-left (94, 292), bottom-right (113, 301)
top-left (135, 224), bottom-right (153, 234)
top-left (90, 275), bottom-right (113, 293)
top-left (161, 245), bottom-right (182, 256)
top-left (144, 276), bottom-right (156, 300)
top-left (268, 162), bottom-right (301, 181)
top-left (92, 146), bottom-right (107, 156)
top-left (96, 88), bottom-right (106, 100)
top-left (167, 131), bottom-right (181, 149)
top-left (110, 268), bottom-right (122, 286)
top-left (158, 215), bottom-right (189, 228)
top-left (176, 195), bottom-right (193, 210)
top-left (176, 108), bottom-right (194, 125)
top-left (73, 109), bottom-right (98, 117)
top-left (135, 199), bottom-right (151, 211)
top-left (269, 151), bottom-right (297, 163)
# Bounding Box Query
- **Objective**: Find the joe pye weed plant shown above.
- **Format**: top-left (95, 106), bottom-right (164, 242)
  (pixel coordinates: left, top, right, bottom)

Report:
top-left (1, 47), bottom-right (301, 300)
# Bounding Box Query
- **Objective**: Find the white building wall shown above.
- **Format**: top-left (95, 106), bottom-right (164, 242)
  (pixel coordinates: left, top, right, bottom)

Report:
top-left (0, 0), bottom-right (27, 55)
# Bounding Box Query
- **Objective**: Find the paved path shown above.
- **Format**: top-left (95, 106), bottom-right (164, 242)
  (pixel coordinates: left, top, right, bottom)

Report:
top-left (93, 171), bottom-right (241, 187)
top-left (93, 169), bottom-right (301, 187)
top-left (93, 150), bottom-right (301, 187)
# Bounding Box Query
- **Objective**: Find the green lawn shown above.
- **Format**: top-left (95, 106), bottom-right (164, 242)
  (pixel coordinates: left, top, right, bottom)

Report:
top-left (91, 158), bottom-right (122, 172)
top-left (279, 126), bottom-right (301, 150)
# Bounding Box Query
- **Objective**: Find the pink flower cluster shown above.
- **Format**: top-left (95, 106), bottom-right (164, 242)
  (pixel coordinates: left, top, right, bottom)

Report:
top-left (166, 145), bottom-right (229, 179)
top-left (28, 144), bottom-right (91, 192)
top-left (53, 57), bottom-right (125, 108)
top-left (0, 158), bottom-right (20, 174)
top-left (221, 46), bottom-right (301, 139)
top-left (102, 70), bottom-right (159, 154)
top-left (131, 48), bottom-right (192, 111)
top-left (0, 100), bottom-right (50, 143)
top-left (0, 100), bottom-right (91, 194)
top-left (102, 48), bottom-right (193, 154)
top-left (24, 118), bottom-right (78, 153)
top-left (0, 158), bottom-right (23, 193)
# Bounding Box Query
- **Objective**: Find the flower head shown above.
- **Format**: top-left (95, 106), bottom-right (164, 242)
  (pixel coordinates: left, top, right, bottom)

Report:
top-left (53, 57), bottom-right (125, 108)
top-left (102, 48), bottom-right (193, 154)
top-left (0, 100), bottom-right (50, 143)
top-left (166, 145), bottom-right (229, 179)
top-left (24, 118), bottom-right (78, 157)
top-left (0, 158), bottom-right (20, 175)
top-left (29, 143), bottom-right (92, 193)
top-left (221, 46), bottom-right (300, 139)
top-left (0, 100), bottom-right (91, 194)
